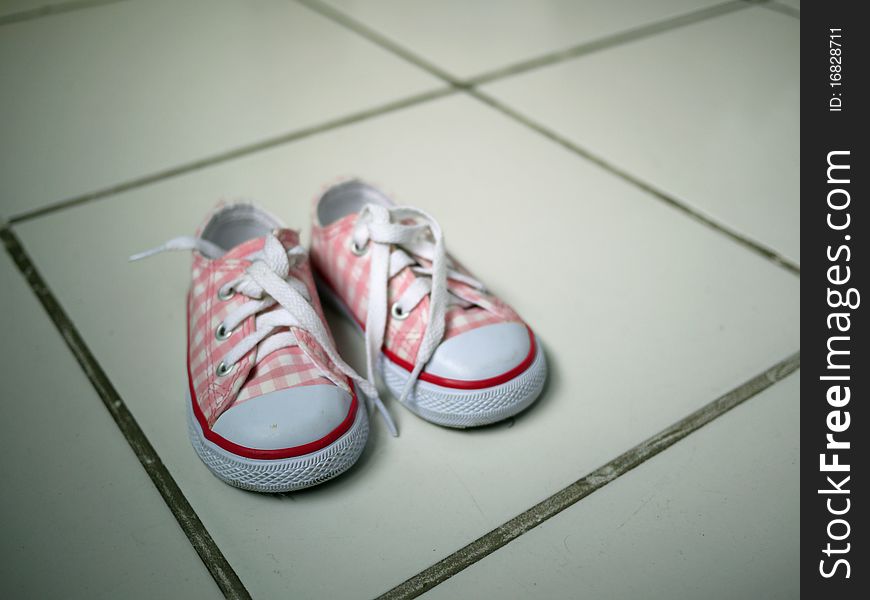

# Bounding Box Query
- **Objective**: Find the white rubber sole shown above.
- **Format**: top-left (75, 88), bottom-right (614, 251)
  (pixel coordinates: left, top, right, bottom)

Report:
top-left (186, 392), bottom-right (369, 493)
top-left (314, 272), bottom-right (547, 428)
top-left (379, 341), bottom-right (546, 427)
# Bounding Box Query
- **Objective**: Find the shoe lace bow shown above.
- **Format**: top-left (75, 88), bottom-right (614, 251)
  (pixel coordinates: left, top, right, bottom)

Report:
top-left (131, 233), bottom-right (398, 436)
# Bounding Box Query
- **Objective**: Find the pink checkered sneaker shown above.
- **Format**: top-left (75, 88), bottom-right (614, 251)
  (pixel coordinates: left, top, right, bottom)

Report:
top-left (131, 201), bottom-right (375, 492)
top-left (310, 180), bottom-right (548, 428)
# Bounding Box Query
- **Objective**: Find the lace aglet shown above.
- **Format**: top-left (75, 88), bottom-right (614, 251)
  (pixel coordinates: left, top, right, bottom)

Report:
top-left (384, 411), bottom-right (399, 437)
top-left (128, 236), bottom-right (226, 262)
top-left (362, 382), bottom-right (399, 437)
top-left (128, 248), bottom-right (160, 262)
top-left (373, 396), bottom-right (398, 437)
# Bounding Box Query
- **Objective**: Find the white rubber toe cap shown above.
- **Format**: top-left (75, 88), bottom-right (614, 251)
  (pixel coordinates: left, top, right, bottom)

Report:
top-left (424, 322), bottom-right (531, 381)
top-left (212, 385), bottom-right (353, 450)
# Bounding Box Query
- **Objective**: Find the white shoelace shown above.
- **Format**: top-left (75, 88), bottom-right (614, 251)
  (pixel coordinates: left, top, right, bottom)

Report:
top-left (351, 204), bottom-right (486, 403)
top-left (130, 234), bottom-right (398, 436)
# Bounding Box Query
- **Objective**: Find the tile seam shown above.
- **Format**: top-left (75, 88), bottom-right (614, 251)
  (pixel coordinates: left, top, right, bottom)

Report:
top-left (376, 351), bottom-right (800, 599)
top-left (0, 225), bottom-right (252, 600)
top-left (7, 0), bottom-right (755, 225)
top-left (7, 87), bottom-right (454, 225)
top-left (468, 89), bottom-right (801, 276)
top-left (0, 0), bottom-right (126, 27)
top-left (294, 0), bottom-right (801, 277)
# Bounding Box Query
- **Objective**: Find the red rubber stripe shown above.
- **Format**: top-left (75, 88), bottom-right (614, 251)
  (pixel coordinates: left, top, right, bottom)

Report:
top-left (313, 265), bottom-right (537, 390)
top-left (381, 332), bottom-right (536, 390)
top-left (186, 292), bottom-right (357, 461)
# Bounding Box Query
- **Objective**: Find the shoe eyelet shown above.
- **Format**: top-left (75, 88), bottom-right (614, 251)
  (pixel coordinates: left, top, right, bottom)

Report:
top-left (216, 361), bottom-right (235, 377)
top-left (391, 302), bottom-right (409, 320)
top-left (217, 286), bottom-right (235, 301)
top-left (350, 239), bottom-right (369, 256)
top-left (215, 323), bottom-right (233, 341)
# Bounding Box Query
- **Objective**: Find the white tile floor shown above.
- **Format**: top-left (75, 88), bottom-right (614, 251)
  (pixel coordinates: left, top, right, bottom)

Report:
top-left (483, 7), bottom-right (800, 263)
top-left (321, 0), bottom-right (727, 79)
top-left (775, 0), bottom-right (800, 10)
top-left (426, 373), bottom-right (800, 600)
top-left (0, 250), bottom-right (219, 599)
top-left (0, 1), bottom-right (799, 598)
top-left (0, 0), bottom-right (90, 19)
top-left (0, 0), bottom-right (440, 217)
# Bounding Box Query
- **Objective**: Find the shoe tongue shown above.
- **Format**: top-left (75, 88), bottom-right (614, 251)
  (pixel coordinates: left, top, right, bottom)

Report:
top-left (221, 229), bottom-right (300, 260)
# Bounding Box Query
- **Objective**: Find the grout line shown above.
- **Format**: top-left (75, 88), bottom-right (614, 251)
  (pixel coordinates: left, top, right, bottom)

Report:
top-left (0, 225), bottom-right (252, 600)
top-left (2, 4), bottom-right (800, 597)
top-left (466, 0), bottom-right (750, 85)
top-left (467, 89), bottom-right (801, 276)
top-left (377, 351), bottom-right (800, 599)
top-left (297, 0), bottom-right (751, 88)
top-left (2, 6), bottom-right (800, 596)
top-left (9, 0), bottom-right (797, 281)
top-left (7, 87), bottom-right (454, 225)
top-left (9, 0), bottom-right (761, 228)
top-left (760, 1), bottom-right (800, 19)
top-left (295, 0), bottom-right (463, 85)
top-left (294, 0), bottom-right (800, 278)
top-left (0, 0), bottom-right (126, 26)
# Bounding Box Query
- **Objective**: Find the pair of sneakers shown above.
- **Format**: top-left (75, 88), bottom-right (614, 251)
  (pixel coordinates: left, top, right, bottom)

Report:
top-left (134, 180), bottom-right (547, 492)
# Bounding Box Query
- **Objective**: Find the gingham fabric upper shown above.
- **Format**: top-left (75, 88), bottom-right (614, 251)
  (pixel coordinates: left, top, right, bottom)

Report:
top-left (310, 211), bottom-right (523, 367)
top-left (188, 228), bottom-right (347, 428)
